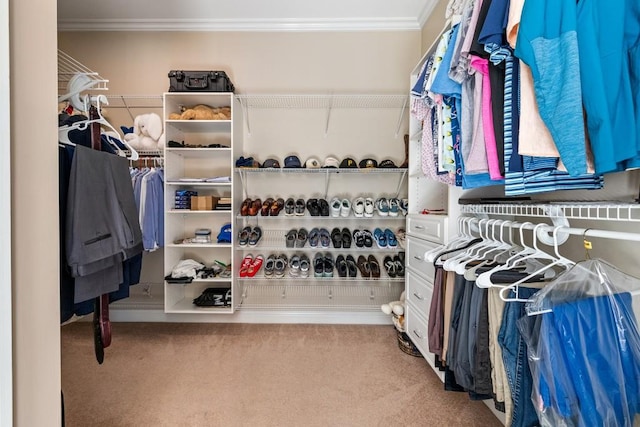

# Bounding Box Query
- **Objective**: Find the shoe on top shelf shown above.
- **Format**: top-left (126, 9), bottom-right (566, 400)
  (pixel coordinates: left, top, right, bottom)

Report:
top-left (330, 198), bottom-right (342, 217)
top-left (353, 197), bottom-right (365, 217)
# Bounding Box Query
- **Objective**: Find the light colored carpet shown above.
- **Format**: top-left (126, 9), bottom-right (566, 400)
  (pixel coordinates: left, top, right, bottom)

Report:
top-left (61, 323), bottom-right (503, 427)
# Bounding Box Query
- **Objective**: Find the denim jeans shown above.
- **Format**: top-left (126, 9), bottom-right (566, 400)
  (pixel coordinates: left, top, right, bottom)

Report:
top-left (498, 287), bottom-right (540, 427)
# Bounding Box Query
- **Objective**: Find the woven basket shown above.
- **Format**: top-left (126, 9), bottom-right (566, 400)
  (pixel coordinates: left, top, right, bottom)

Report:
top-left (396, 329), bottom-right (423, 358)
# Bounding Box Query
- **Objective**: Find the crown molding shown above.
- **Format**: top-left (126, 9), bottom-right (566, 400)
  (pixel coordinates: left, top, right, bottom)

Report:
top-left (57, 17), bottom-right (422, 32)
top-left (417, 0), bottom-right (439, 28)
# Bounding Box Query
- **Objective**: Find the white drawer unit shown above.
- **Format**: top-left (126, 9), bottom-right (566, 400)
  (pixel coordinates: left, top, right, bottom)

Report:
top-left (405, 301), bottom-right (439, 376)
top-left (406, 214), bottom-right (447, 243)
top-left (406, 269), bottom-right (433, 318)
top-left (406, 237), bottom-right (439, 280)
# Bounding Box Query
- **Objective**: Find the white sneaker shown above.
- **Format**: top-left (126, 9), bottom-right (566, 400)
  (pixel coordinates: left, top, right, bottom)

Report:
top-left (364, 198), bottom-right (375, 218)
top-left (340, 198), bottom-right (351, 217)
top-left (353, 197), bottom-right (365, 217)
top-left (376, 198), bottom-right (389, 216)
top-left (330, 197), bottom-right (341, 217)
top-left (388, 198), bottom-right (399, 217)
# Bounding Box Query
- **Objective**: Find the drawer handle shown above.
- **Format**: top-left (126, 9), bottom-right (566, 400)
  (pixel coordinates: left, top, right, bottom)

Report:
top-left (412, 329), bottom-right (424, 339)
top-left (413, 255), bottom-right (423, 261)
top-left (414, 225), bottom-right (425, 230)
top-left (413, 292), bottom-right (424, 301)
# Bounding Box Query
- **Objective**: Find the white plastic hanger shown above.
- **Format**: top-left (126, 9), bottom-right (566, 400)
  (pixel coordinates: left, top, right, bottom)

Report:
top-left (442, 219), bottom-right (493, 271)
top-left (424, 216), bottom-right (475, 262)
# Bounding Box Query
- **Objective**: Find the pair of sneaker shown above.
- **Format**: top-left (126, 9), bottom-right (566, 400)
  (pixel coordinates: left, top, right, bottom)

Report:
top-left (288, 254), bottom-right (311, 278)
top-left (264, 254), bottom-right (288, 278)
top-left (352, 197), bottom-right (375, 218)
top-left (238, 226), bottom-right (262, 246)
top-left (313, 253), bottom-right (334, 277)
top-left (330, 198), bottom-right (353, 217)
top-left (238, 254), bottom-right (264, 278)
top-left (375, 198), bottom-right (406, 217)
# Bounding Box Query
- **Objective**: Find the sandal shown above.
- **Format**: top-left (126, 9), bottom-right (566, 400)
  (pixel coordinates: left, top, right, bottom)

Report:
top-left (284, 198), bottom-right (295, 216)
top-left (261, 198), bottom-right (274, 216)
top-left (248, 198), bottom-right (262, 216)
top-left (383, 255), bottom-right (396, 278)
top-left (346, 255), bottom-right (357, 278)
top-left (296, 228), bottom-right (308, 248)
top-left (318, 199), bottom-right (329, 216)
top-left (336, 255), bottom-right (348, 277)
top-left (368, 255), bottom-right (381, 279)
top-left (270, 198), bottom-right (285, 216)
top-left (309, 228), bottom-right (320, 248)
top-left (362, 229), bottom-right (373, 248)
top-left (341, 227), bottom-right (352, 249)
top-left (319, 228), bottom-right (331, 248)
top-left (240, 198), bottom-right (251, 216)
top-left (239, 255), bottom-right (254, 278)
top-left (331, 227), bottom-right (342, 249)
top-left (393, 254), bottom-right (405, 277)
top-left (353, 229), bottom-right (364, 248)
top-left (357, 255), bottom-right (371, 278)
top-left (248, 226), bottom-right (262, 246)
top-left (285, 229), bottom-right (297, 248)
top-left (306, 198), bottom-right (319, 216)
top-left (238, 226), bottom-right (252, 246)
top-left (246, 255), bottom-right (264, 278)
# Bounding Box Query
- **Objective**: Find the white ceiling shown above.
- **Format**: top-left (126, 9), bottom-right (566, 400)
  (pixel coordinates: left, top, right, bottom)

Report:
top-left (57, 0), bottom-right (438, 31)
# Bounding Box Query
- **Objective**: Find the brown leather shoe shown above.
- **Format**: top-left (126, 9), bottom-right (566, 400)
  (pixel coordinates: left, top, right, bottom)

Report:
top-left (261, 198), bottom-right (274, 216)
top-left (240, 198), bottom-right (251, 216)
top-left (270, 198), bottom-right (285, 216)
top-left (248, 198), bottom-right (262, 216)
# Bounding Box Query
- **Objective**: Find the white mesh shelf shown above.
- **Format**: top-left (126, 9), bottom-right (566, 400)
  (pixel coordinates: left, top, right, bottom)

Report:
top-left (235, 167), bottom-right (407, 174)
top-left (235, 94), bottom-right (408, 109)
top-left (460, 202), bottom-right (640, 222)
top-left (235, 228), bottom-right (405, 250)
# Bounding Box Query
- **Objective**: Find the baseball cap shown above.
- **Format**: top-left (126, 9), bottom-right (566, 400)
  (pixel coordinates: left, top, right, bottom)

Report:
top-left (262, 158), bottom-right (281, 168)
top-left (339, 157), bottom-right (358, 168)
top-left (305, 157), bottom-right (322, 168)
top-left (322, 156), bottom-right (340, 168)
top-left (284, 155), bottom-right (302, 168)
top-left (378, 159), bottom-right (398, 168)
top-left (359, 158), bottom-right (378, 169)
top-left (236, 156), bottom-right (260, 168)
top-left (217, 223), bottom-right (232, 243)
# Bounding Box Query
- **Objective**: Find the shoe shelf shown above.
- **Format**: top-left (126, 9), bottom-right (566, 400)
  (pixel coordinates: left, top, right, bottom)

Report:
top-left (237, 275), bottom-right (404, 284)
top-left (166, 277), bottom-right (231, 285)
top-left (237, 281), bottom-right (405, 311)
top-left (166, 243), bottom-right (232, 248)
top-left (165, 297), bottom-right (234, 314)
top-left (165, 181), bottom-right (232, 187)
top-left (169, 209), bottom-right (232, 214)
top-left (236, 167), bottom-right (407, 175)
top-left (236, 214), bottom-right (406, 221)
top-left (235, 228), bottom-right (405, 250)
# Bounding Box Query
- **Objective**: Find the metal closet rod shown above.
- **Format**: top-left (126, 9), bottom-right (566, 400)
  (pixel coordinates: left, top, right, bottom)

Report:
top-left (464, 216), bottom-right (640, 243)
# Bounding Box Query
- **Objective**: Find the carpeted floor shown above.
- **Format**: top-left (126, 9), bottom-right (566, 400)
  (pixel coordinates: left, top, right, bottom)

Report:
top-left (61, 323), bottom-right (503, 427)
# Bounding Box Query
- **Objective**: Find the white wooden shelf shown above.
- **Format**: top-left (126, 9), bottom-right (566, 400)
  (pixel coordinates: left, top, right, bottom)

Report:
top-left (165, 120), bottom-right (231, 133)
top-left (168, 209), bottom-right (232, 214)
top-left (165, 147), bottom-right (231, 157)
top-left (165, 298), bottom-right (233, 314)
top-left (165, 181), bottom-right (232, 187)
top-left (166, 243), bottom-right (232, 248)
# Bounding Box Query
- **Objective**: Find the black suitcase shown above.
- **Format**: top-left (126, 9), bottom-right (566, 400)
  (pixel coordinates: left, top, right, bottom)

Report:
top-left (168, 70), bottom-right (235, 93)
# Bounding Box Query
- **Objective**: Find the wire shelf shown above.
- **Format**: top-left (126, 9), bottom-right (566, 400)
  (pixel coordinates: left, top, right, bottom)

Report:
top-left (236, 214), bottom-right (406, 221)
top-left (235, 94), bottom-right (409, 109)
top-left (57, 49), bottom-right (109, 95)
top-left (237, 282), bottom-right (404, 310)
top-left (459, 202), bottom-right (640, 222)
top-left (236, 167), bottom-right (407, 174)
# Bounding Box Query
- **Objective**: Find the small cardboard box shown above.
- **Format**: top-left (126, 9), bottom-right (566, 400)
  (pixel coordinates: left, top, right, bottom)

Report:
top-left (190, 196), bottom-right (213, 211)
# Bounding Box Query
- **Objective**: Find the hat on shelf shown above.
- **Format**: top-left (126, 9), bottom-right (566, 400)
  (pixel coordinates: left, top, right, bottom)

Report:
top-left (262, 158), bottom-right (281, 168)
top-left (378, 159), bottom-right (398, 168)
top-left (284, 155), bottom-right (302, 168)
top-left (217, 223), bottom-right (232, 244)
top-left (359, 158), bottom-right (378, 169)
top-left (305, 157), bottom-right (322, 168)
top-left (322, 156), bottom-right (340, 168)
top-left (339, 157), bottom-right (358, 168)
top-left (236, 156), bottom-right (260, 168)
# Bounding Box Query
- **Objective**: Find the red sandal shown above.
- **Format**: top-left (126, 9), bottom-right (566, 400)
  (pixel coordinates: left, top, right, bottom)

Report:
top-left (246, 255), bottom-right (264, 278)
top-left (239, 255), bottom-right (254, 277)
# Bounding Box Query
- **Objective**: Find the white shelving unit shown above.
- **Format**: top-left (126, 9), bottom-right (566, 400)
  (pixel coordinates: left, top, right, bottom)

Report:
top-left (163, 92), bottom-right (243, 314)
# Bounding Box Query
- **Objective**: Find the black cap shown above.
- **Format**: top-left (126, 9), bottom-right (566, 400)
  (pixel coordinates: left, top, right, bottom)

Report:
top-left (339, 157), bottom-right (358, 168)
top-left (358, 158), bottom-right (378, 169)
top-left (262, 158), bottom-right (281, 168)
top-left (378, 159), bottom-right (398, 168)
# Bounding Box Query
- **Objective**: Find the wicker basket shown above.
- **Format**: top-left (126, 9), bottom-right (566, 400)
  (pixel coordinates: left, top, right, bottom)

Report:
top-left (396, 329), bottom-right (423, 358)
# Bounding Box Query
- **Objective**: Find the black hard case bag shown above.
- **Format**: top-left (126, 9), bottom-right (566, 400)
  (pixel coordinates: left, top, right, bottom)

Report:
top-left (168, 70), bottom-right (235, 92)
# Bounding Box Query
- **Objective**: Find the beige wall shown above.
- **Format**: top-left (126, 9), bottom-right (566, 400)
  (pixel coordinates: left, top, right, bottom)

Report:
top-left (10, 0), bottom-right (61, 425)
top-left (421, 0), bottom-right (448, 53)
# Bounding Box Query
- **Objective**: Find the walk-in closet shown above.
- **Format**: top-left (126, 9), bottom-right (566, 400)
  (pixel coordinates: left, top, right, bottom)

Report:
top-left (5, 0), bottom-right (640, 425)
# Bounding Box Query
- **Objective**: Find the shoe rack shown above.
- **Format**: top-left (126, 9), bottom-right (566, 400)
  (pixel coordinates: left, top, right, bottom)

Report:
top-left (163, 92), bottom-right (243, 314)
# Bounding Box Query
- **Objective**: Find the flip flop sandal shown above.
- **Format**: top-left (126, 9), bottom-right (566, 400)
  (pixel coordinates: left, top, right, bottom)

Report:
top-left (346, 255), bottom-right (358, 278)
top-left (341, 227), bottom-right (352, 249)
top-left (319, 228), bottom-right (331, 248)
top-left (274, 254), bottom-right (287, 277)
top-left (331, 227), bottom-right (342, 249)
top-left (296, 228), bottom-right (308, 248)
top-left (313, 254), bottom-right (324, 277)
top-left (393, 255), bottom-right (405, 277)
top-left (248, 226), bottom-right (262, 246)
top-left (285, 229), bottom-right (297, 248)
top-left (383, 255), bottom-right (396, 278)
top-left (295, 199), bottom-right (306, 216)
top-left (335, 255), bottom-right (348, 277)
top-left (384, 228), bottom-right (397, 248)
top-left (270, 198), bottom-right (285, 216)
top-left (318, 199), bottom-right (330, 216)
top-left (308, 228), bottom-right (320, 248)
top-left (353, 229), bottom-right (364, 248)
top-left (368, 255), bottom-right (381, 278)
top-left (239, 255), bottom-right (254, 278)
top-left (284, 198), bottom-right (295, 216)
top-left (299, 255), bottom-right (310, 278)
top-left (238, 226), bottom-right (252, 246)
top-left (323, 253), bottom-right (334, 277)
top-left (357, 255), bottom-right (371, 278)
top-left (247, 255), bottom-right (264, 278)
top-left (373, 228), bottom-right (387, 248)
top-left (248, 198), bottom-right (262, 216)
top-left (261, 198), bottom-right (274, 216)
top-left (264, 254), bottom-right (276, 277)
top-left (240, 198), bottom-right (251, 216)
top-left (306, 198), bottom-right (319, 216)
